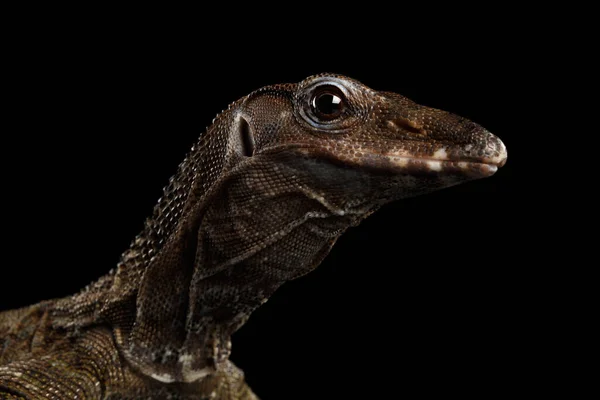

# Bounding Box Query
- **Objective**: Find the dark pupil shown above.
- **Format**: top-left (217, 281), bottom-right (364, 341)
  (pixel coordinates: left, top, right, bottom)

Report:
top-left (314, 93), bottom-right (342, 117)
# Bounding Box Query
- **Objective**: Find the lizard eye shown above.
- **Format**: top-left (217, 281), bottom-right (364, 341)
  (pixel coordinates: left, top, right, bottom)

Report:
top-left (297, 78), bottom-right (358, 131)
top-left (310, 86), bottom-right (345, 121)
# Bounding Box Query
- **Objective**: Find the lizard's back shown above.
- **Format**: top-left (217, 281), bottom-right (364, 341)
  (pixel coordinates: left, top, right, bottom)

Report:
top-left (1, 305), bottom-right (257, 399)
top-left (0, 304), bottom-right (56, 365)
top-left (0, 303), bottom-right (132, 399)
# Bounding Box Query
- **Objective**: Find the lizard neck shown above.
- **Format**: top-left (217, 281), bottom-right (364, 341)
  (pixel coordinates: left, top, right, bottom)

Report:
top-left (51, 106), bottom-right (248, 381)
top-left (119, 151), bottom-right (369, 383)
top-left (112, 138), bottom-right (228, 297)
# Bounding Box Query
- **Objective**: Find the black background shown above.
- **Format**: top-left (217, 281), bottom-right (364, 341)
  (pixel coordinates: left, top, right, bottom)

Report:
top-left (1, 9), bottom-right (533, 399)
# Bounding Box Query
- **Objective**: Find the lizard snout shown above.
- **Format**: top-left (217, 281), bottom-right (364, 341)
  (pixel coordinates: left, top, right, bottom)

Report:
top-left (485, 135), bottom-right (508, 167)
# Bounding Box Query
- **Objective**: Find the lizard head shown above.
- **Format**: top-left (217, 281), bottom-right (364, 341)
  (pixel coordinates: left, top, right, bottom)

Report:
top-left (233, 73), bottom-right (507, 211)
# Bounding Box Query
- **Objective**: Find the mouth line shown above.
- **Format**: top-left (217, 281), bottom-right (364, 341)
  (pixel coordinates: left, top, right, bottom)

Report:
top-left (384, 155), bottom-right (500, 177)
top-left (263, 146), bottom-right (503, 177)
top-left (387, 154), bottom-right (502, 168)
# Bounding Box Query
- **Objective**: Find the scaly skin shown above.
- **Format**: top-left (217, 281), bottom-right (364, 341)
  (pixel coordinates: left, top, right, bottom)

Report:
top-left (0, 74), bottom-right (507, 399)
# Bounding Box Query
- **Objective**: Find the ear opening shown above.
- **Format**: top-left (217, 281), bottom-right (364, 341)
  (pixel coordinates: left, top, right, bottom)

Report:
top-left (238, 116), bottom-right (255, 157)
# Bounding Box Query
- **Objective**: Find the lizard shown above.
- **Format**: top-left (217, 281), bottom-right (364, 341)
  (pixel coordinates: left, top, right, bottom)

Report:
top-left (0, 73), bottom-right (507, 399)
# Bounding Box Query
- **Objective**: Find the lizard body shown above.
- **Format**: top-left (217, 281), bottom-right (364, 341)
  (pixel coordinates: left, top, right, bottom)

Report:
top-left (0, 74), bottom-right (507, 399)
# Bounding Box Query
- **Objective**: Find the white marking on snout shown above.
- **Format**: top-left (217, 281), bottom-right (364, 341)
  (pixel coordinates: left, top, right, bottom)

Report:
top-left (426, 160), bottom-right (443, 171)
top-left (432, 147), bottom-right (448, 160)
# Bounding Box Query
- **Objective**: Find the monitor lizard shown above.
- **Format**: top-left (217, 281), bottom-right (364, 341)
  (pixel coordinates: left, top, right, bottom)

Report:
top-left (0, 74), bottom-right (507, 399)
